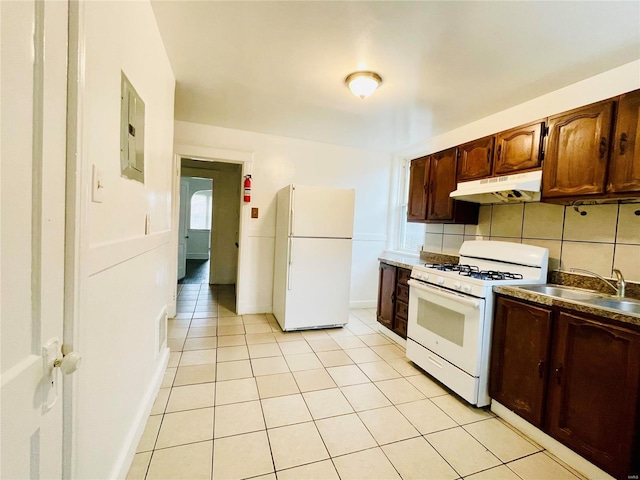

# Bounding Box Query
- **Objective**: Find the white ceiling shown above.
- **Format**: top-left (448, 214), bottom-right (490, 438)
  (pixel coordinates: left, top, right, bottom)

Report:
top-left (151, 1), bottom-right (640, 152)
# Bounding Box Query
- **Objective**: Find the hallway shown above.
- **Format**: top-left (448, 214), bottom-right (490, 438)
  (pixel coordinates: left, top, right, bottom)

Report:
top-left (126, 283), bottom-right (584, 480)
top-left (179, 259), bottom-right (212, 285)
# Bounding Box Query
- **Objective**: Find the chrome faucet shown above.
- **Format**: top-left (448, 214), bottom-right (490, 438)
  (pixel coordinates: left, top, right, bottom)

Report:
top-left (570, 268), bottom-right (626, 298)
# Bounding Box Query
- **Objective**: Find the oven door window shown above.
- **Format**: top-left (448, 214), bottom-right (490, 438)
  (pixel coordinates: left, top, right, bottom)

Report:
top-left (408, 283), bottom-right (485, 376)
top-left (417, 298), bottom-right (464, 346)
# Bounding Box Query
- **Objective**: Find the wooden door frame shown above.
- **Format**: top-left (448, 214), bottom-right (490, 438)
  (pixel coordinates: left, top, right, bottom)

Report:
top-left (169, 145), bottom-right (253, 317)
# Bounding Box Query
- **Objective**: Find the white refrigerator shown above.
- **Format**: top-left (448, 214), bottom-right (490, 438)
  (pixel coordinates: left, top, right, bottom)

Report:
top-left (272, 184), bottom-right (355, 331)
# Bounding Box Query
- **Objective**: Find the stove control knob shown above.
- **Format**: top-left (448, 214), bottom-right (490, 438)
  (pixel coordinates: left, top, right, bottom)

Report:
top-left (437, 277), bottom-right (445, 285)
top-left (463, 284), bottom-right (473, 293)
top-left (454, 282), bottom-right (462, 290)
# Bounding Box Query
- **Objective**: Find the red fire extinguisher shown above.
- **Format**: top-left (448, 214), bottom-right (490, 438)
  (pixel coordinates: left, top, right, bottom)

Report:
top-left (243, 175), bottom-right (252, 203)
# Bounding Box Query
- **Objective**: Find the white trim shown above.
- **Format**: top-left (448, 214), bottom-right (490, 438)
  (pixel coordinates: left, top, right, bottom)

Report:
top-left (374, 323), bottom-right (408, 349)
top-left (238, 303), bottom-right (273, 315)
top-left (170, 145), bottom-right (254, 318)
top-left (63, 2), bottom-right (86, 477)
top-left (491, 400), bottom-right (615, 480)
top-left (186, 253), bottom-right (209, 260)
top-left (112, 347), bottom-right (169, 480)
top-left (349, 300), bottom-right (377, 309)
top-left (88, 231), bottom-right (171, 277)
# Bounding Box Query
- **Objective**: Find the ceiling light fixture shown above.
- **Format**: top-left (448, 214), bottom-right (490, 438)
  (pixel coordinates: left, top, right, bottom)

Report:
top-left (345, 71), bottom-right (382, 99)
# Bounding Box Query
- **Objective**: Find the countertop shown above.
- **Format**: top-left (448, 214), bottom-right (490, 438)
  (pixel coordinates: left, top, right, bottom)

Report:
top-left (378, 250), bottom-right (460, 271)
top-left (377, 252), bottom-right (424, 270)
top-left (494, 285), bottom-right (640, 329)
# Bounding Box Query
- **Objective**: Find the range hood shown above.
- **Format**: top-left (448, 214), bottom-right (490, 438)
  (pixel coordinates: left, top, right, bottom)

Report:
top-left (450, 170), bottom-right (542, 204)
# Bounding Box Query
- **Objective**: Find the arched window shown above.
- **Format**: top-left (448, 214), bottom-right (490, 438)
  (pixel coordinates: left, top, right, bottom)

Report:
top-left (190, 189), bottom-right (212, 230)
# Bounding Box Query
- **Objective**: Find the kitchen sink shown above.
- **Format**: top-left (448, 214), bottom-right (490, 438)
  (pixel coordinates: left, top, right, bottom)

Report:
top-left (516, 284), bottom-right (640, 317)
top-left (591, 298), bottom-right (640, 315)
top-left (518, 284), bottom-right (603, 301)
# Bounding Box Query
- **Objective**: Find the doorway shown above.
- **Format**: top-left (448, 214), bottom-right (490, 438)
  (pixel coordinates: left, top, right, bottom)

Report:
top-left (178, 176), bottom-right (213, 284)
top-left (176, 158), bottom-right (242, 311)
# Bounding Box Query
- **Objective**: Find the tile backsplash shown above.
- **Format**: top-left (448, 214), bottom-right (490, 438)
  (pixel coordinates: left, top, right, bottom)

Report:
top-left (423, 201), bottom-right (640, 282)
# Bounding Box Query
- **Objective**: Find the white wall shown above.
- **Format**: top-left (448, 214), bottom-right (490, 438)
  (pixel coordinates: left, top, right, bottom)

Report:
top-left (175, 122), bottom-right (392, 312)
top-left (184, 177), bottom-right (212, 259)
top-left (395, 60), bottom-right (640, 160)
top-left (74, 2), bottom-right (175, 479)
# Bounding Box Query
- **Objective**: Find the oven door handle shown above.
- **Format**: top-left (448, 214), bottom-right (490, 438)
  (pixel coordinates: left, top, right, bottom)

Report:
top-left (408, 279), bottom-right (481, 309)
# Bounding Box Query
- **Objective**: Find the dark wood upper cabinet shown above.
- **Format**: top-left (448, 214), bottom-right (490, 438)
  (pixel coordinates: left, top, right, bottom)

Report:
top-left (407, 156), bottom-right (429, 222)
top-left (490, 297), bottom-right (552, 428)
top-left (406, 151), bottom-right (478, 224)
top-left (608, 89), bottom-right (640, 193)
top-left (546, 311), bottom-right (640, 479)
top-left (427, 148), bottom-right (457, 221)
top-left (457, 136), bottom-right (495, 181)
top-left (542, 100), bottom-right (614, 199)
top-left (494, 121), bottom-right (544, 175)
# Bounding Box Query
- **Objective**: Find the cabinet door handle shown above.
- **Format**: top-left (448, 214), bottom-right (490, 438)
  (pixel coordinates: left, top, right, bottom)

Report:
top-left (391, 292), bottom-right (396, 302)
top-left (619, 132), bottom-right (628, 155)
top-left (555, 363), bottom-right (563, 385)
top-left (537, 360), bottom-right (545, 378)
top-left (487, 149), bottom-right (492, 163)
top-left (496, 145), bottom-right (502, 161)
top-left (599, 137), bottom-right (607, 159)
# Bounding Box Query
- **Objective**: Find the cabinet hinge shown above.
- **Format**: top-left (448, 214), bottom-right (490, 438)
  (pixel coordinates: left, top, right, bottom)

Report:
top-left (543, 126), bottom-right (550, 137)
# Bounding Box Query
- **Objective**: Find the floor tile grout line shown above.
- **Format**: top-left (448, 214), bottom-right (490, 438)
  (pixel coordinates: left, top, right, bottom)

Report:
top-left (161, 295), bottom-right (567, 480)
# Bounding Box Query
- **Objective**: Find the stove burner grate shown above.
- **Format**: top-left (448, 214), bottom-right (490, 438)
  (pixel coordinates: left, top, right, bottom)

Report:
top-left (422, 263), bottom-right (523, 281)
top-left (460, 270), bottom-right (524, 280)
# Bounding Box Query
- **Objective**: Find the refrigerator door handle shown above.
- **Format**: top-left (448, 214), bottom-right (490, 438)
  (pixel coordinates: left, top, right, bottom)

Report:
top-left (287, 238), bottom-right (293, 290)
top-left (290, 186), bottom-right (295, 236)
top-left (290, 208), bottom-right (294, 237)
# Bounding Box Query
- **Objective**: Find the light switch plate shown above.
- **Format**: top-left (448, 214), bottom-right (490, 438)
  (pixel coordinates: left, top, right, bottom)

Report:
top-left (92, 164), bottom-right (104, 203)
top-left (251, 208), bottom-right (259, 218)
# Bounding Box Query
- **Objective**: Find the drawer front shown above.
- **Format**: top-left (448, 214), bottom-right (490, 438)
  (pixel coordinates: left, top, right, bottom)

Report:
top-left (396, 283), bottom-right (409, 303)
top-left (394, 318), bottom-right (408, 338)
top-left (397, 267), bottom-right (411, 285)
top-left (395, 299), bottom-right (408, 320)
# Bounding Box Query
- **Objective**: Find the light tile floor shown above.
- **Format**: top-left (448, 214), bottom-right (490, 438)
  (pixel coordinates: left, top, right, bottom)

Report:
top-left (127, 284), bottom-right (587, 480)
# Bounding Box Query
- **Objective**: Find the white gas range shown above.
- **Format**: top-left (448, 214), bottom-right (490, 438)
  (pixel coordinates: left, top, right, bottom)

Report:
top-left (406, 240), bottom-right (549, 407)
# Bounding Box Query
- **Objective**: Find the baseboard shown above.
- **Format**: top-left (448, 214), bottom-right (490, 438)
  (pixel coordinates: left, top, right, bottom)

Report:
top-left (374, 323), bottom-right (407, 348)
top-left (491, 401), bottom-right (614, 480)
top-left (111, 346), bottom-right (170, 480)
top-left (349, 300), bottom-right (376, 309)
top-left (186, 253), bottom-right (209, 260)
top-left (237, 304), bottom-right (272, 315)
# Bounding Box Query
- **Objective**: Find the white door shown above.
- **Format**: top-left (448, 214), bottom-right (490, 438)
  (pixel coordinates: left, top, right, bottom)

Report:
top-left (1, 1), bottom-right (70, 478)
top-left (291, 185), bottom-right (355, 238)
top-left (177, 178), bottom-right (189, 280)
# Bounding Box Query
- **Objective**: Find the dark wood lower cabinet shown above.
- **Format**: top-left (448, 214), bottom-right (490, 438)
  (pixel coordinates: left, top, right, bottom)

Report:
top-left (490, 295), bottom-right (640, 480)
top-left (376, 262), bottom-right (410, 339)
top-left (546, 312), bottom-right (640, 479)
top-left (490, 297), bottom-right (552, 427)
top-left (376, 262), bottom-right (395, 330)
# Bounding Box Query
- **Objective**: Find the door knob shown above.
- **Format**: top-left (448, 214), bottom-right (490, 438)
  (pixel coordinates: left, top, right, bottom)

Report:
top-left (54, 351), bottom-right (82, 375)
